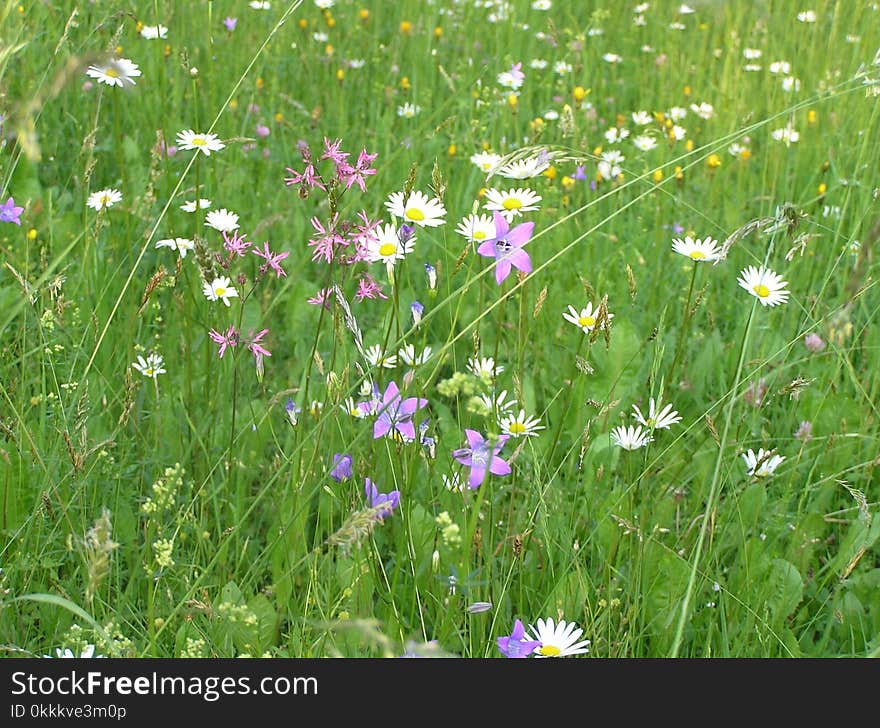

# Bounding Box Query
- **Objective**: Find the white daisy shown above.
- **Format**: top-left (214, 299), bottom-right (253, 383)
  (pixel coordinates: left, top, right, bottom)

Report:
top-left (483, 187), bottom-right (542, 221)
top-left (365, 223), bottom-right (416, 265)
top-left (529, 58), bottom-right (548, 70)
top-left (455, 213), bottom-right (496, 243)
top-left (364, 345), bottom-right (397, 369)
top-left (205, 208), bottom-right (240, 233)
top-left (341, 396), bottom-right (367, 418)
top-left (176, 129), bottom-right (226, 156)
top-left (86, 188), bottom-right (122, 211)
top-left (553, 60), bottom-right (573, 75)
top-left (668, 106), bottom-right (687, 121)
top-left (671, 236), bottom-right (720, 262)
top-left (49, 645), bottom-right (104, 658)
top-left (475, 389), bottom-right (518, 415)
top-left (742, 448), bottom-right (785, 477)
top-left (85, 58), bottom-right (141, 88)
top-left (769, 60), bottom-right (791, 75)
top-left (180, 198), bottom-right (212, 212)
top-left (603, 53), bottom-right (623, 64)
top-left (140, 25), bottom-right (168, 40)
top-left (155, 237), bottom-right (195, 259)
top-left (796, 10), bottom-right (817, 22)
top-left (131, 353), bottom-right (166, 379)
top-left (604, 126), bottom-right (630, 144)
top-left (690, 102), bottom-right (715, 120)
top-left (467, 356), bottom-right (503, 379)
top-left (737, 266), bottom-right (789, 306)
top-left (499, 409), bottom-right (545, 438)
top-left (385, 190), bottom-right (447, 228)
top-left (496, 155), bottom-right (551, 179)
top-left (610, 424), bottom-right (653, 450)
top-left (397, 102), bottom-right (421, 118)
top-left (631, 110), bottom-right (653, 125)
top-left (249, 1), bottom-right (271, 8)
top-left (202, 276), bottom-right (239, 306)
top-left (562, 302), bottom-right (613, 333)
top-left (743, 48), bottom-right (762, 60)
top-left (398, 344), bottom-right (432, 367)
top-left (470, 151), bottom-right (503, 173)
top-left (782, 76), bottom-right (801, 92)
top-left (528, 617), bottom-right (590, 658)
top-left (631, 398), bottom-right (681, 430)
top-left (632, 134), bottom-right (657, 151)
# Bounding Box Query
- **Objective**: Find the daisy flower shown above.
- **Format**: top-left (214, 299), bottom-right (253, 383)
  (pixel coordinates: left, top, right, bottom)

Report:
top-left (632, 134), bottom-right (658, 151)
top-left (86, 188), bottom-right (122, 211)
top-left (397, 102), bottom-right (421, 118)
top-left (528, 617), bottom-right (590, 658)
top-left (475, 389), bottom-right (517, 415)
top-left (365, 223), bottom-right (416, 265)
top-left (690, 102), bottom-right (715, 120)
top-left (610, 424), bottom-right (653, 450)
top-left (202, 276), bottom-right (239, 306)
top-left (631, 398), bottom-right (681, 430)
top-left (742, 448), bottom-right (785, 478)
top-left (496, 156), bottom-right (551, 179)
top-left (398, 344), bottom-right (432, 367)
top-left (205, 208), bottom-right (240, 233)
top-left (385, 190), bottom-right (447, 228)
top-left (155, 237), bottom-right (195, 258)
top-left (470, 151), bottom-right (503, 173)
top-left (176, 129), bottom-right (226, 156)
top-left (632, 110), bottom-right (653, 125)
top-left (467, 356), bottom-right (503, 379)
top-left (562, 302), bottom-right (613, 333)
top-left (140, 25), bottom-right (168, 39)
top-left (553, 60), bottom-right (573, 74)
top-left (771, 124), bottom-right (799, 145)
top-left (341, 396), bottom-right (367, 418)
top-left (499, 409), bottom-right (545, 438)
top-left (671, 236), bottom-right (720, 262)
top-left (131, 353), bottom-right (166, 379)
top-left (180, 198), bottom-right (212, 212)
top-left (483, 187), bottom-right (542, 222)
top-left (737, 266), bottom-right (789, 306)
top-left (49, 645), bottom-right (104, 658)
top-left (364, 345), bottom-right (397, 369)
top-left (455, 213), bottom-right (496, 243)
top-left (85, 58), bottom-right (141, 87)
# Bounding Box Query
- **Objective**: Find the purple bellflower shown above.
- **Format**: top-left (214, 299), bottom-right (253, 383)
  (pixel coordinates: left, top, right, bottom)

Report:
top-left (476, 212), bottom-right (534, 284)
top-left (372, 381), bottom-right (428, 441)
top-left (497, 619), bottom-right (541, 658)
top-left (453, 429), bottom-right (511, 489)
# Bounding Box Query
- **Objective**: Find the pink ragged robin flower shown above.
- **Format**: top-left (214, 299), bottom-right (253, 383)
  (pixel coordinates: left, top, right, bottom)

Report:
top-left (208, 325), bottom-right (239, 358)
top-left (252, 241), bottom-right (290, 278)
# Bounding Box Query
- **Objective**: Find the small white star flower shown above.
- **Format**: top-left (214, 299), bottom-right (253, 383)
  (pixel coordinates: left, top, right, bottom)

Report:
top-left (631, 398), bottom-right (681, 430)
top-left (131, 353), bottom-right (166, 380)
top-left (742, 448), bottom-right (785, 477)
top-left (202, 276), bottom-right (239, 306)
top-left (364, 345), bottom-right (397, 369)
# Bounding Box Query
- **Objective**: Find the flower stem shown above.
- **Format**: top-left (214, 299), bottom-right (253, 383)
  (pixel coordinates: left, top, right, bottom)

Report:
top-left (668, 262), bottom-right (699, 387)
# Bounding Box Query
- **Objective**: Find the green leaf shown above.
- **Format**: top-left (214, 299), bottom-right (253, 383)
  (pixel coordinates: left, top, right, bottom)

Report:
top-left (766, 559), bottom-right (803, 622)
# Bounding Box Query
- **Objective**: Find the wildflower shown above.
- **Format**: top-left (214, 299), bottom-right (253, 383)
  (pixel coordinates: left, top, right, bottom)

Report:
top-left (355, 274), bottom-right (388, 301)
top-left (553, 60), bottom-right (572, 75)
top-left (341, 396), bottom-right (367, 418)
top-left (794, 421), bottom-right (813, 442)
top-left (742, 448), bottom-right (785, 478)
top-left (252, 241), bottom-right (289, 278)
top-left (202, 276), bottom-right (239, 306)
top-left (632, 110), bottom-right (652, 125)
top-left (804, 333), bottom-right (825, 353)
top-left (176, 130), bottom-right (225, 156)
top-left (603, 53), bottom-right (623, 64)
top-left (364, 345), bottom-right (397, 369)
top-left (497, 156), bottom-right (552, 180)
top-left (769, 60), bottom-right (791, 75)
top-left (471, 151), bottom-right (503, 173)
top-left (397, 102), bottom-right (421, 118)
top-left (307, 287), bottom-right (334, 308)
top-left (131, 353), bottom-right (166, 380)
top-left (373, 381), bottom-right (428, 441)
top-left (49, 645), bottom-right (104, 659)
top-left (453, 430), bottom-right (511, 489)
top-left (475, 389), bottom-right (517, 415)
top-left (497, 619), bottom-right (541, 658)
top-left (86, 188), bottom-right (122, 211)
top-left (796, 10), bottom-right (817, 22)
top-left (476, 211), bottom-right (534, 285)
top-left (632, 135), bottom-right (657, 151)
top-left (366, 223), bottom-right (416, 266)
top-left (483, 187), bottom-right (542, 222)
top-left (208, 326), bottom-right (238, 357)
top-left (610, 424), bottom-right (653, 450)
top-left (771, 124), bottom-right (799, 145)
top-left (245, 329), bottom-right (271, 371)
top-left (671, 236), bottom-right (720, 262)
top-left (411, 300), bottom-right (424, 326)
top-left (497, 62), bottom-right (525, 91)
top-left (285, 398), bottom-right (301, 426)
top-left (140, 25), bottom-right (168, 39)
top-left (284, 162), bottom-right (326, 192)
top-left (321, 137), bottom-right (348, 164)
top-left (222, 230), bottom-right (251, 257)
top-left (425, 263), bottom-right (438, 291)
top-left (781, 76), bottom-right (801, 92)
top-left (180, 198), bottom-right (211, 212)
top-left (743, 378), bottom-right (768, 408)
top-left (398, 344), bottom-right (432, 367)
top-left (562, 302), bottom-right (612, 333)
top-left (690, 102), bottom-right (715, 120)
top-left (737, 266), bottom-right (790, 307)
top-left (527, 618), bottom-right (590, 658)
top-left (467, 356), bottom-right (503, 379)
top-left (249, 1), bottom-right (271, 9)
top-left (223, 17), bottom-right (238, 31)
top-left (337, 148), bottom-right (378, 192)
top-left (499, 409), bottom-right (545, 438)
top-left (364, 478), bottom-right (400, 519)
top-left (205, 208), bottom-right (240, 233)
top-left (0, 197), bottom-right (24, 225)
top-left (631, 398), bottom-right (681, 430)
top-left (85, 58), bottom-right (141, 87)
top-left (330, 453), bottom-right (353, 482)
top-left (604, 126), bottom-right (630, 144)
top-left (385, 190), bottom-right (447, 228)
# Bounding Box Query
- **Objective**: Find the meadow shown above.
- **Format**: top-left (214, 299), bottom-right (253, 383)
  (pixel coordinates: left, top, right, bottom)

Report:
top-left (1, 0), bottom-right (879, 659)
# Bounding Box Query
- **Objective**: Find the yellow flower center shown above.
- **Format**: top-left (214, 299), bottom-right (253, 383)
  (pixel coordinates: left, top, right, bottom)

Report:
top-left (405, 207), bottom-right (425, 221)
top-left (215, 287), bottom-right (226, 297)
top-left (191, 137), bottom-right (207, 146)
top-left (100, 195), bottom-right (111, 205)
top-left (508, 422), bottom-right (527, 434)
top-left (502, 197), bottom-right (523, 211)
top-left (538, 645), bottom-right (561, 657)
top-left (689, 251), bottom-right (706, 260)
top-left (578, 315), bottom-right (596, 328)
top-left (646, 417), bottom-right (655, 427)
top-left (145, 368), bottom-right (154, 376)
top-left (473, 231), bottom-right (487, 240)
top-left (378, 242), bottom-right (397, 257)
top-left (753, 284), bottom-right (770, 298)
top-left (105, 67), bottom-right (120, 78)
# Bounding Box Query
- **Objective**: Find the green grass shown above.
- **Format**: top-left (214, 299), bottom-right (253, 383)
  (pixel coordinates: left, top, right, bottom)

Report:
top-left (1, 0), bottom-right (879, 658)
